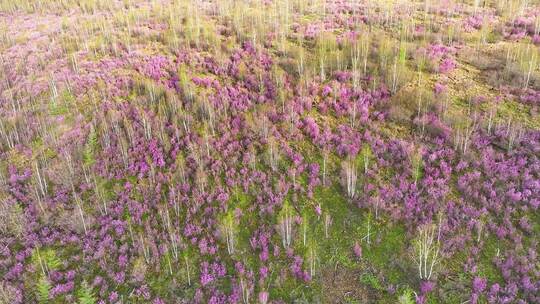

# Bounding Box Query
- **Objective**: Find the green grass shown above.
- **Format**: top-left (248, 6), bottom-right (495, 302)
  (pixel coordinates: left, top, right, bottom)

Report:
top-left (307, 184), bottom-right (410, 301)
top-left (477, 236), bottom-right (504, 284)
top-left (362, 223), bottom-right (408, 284)
top-left (497, 99), bottom-right (540, 130)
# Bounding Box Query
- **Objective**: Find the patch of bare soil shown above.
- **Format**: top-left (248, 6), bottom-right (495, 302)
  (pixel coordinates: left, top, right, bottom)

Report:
top-left (320, 265), bottom-right (374, 304)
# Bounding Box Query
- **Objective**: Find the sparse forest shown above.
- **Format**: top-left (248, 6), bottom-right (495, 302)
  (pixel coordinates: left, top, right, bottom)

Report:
top-left (0, 0), bottom-right (539, 303)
